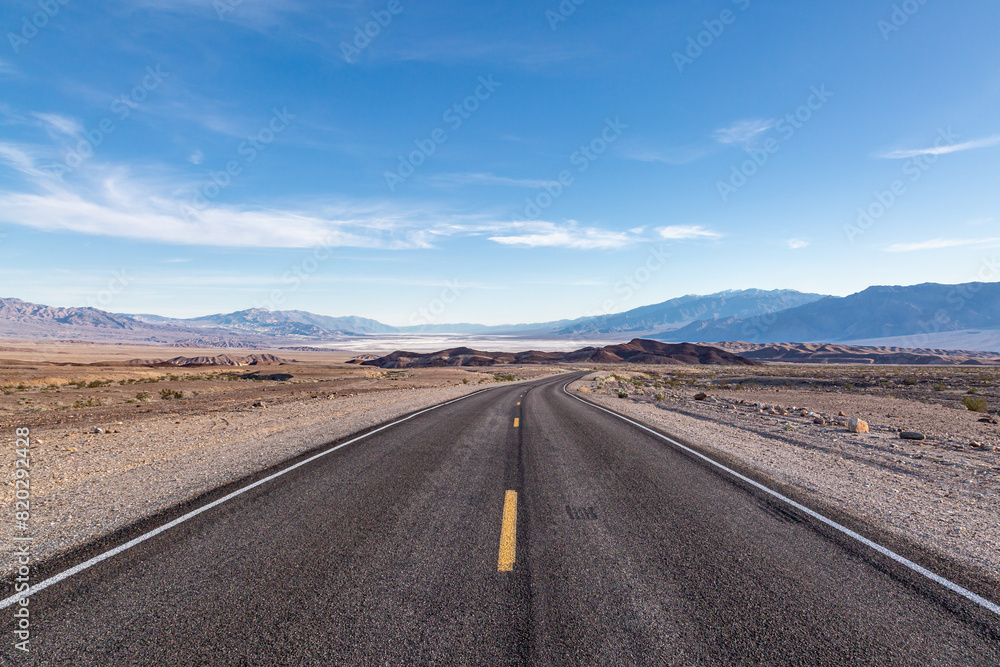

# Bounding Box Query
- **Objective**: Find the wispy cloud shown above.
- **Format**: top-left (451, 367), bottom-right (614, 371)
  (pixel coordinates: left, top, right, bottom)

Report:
top-left (385, 39), bottom-right (593, 68)
top-left (0, 142), bottom-right (53, 178)
top-left (427, 172), bottom-right (561, 189)
top-left (31, 112), bottom-right (83, 138)
top-left (657, 225), bottom-right (722, 240)
top-left (488, 221), bottom-right (639, 250)
top-left (879, 134), bottom-right (1000, 159)
top-left (117, 0), bottom-right (307, 31)
top-left (624, 145), bottom-right (717, 165)
top-left (712, 119), bottom-right (775, 147)
top-left (0, 142), bottom-right (635, 252)
top-left (885, 237), bottom-right (1000, 252)
top-left (0, 142), bottom-right (442, 249)
top-left (0, 59), bottom-right (20, 78)
top-left (786, 238), bottom-right (809, 249)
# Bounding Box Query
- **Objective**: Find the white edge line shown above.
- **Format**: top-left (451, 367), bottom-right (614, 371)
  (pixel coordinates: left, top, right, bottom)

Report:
top-left (0, 387), bottom-right (495, 610)
top-left (562, 381), bottom-right (1000, 617)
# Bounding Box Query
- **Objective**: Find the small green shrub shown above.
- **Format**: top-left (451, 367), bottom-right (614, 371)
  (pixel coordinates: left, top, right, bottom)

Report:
top-left (160, 389), bottom-right (183, 400)
top-left (967, 388), bottom-right (979, 395)
top-left (617, 390), bottom-right (629, 399)
top-left (962, 396), bottom-right (988, 413)
top-left (136, 391), bottom-right (151, 402)
top-left (902, 378), bottom-right (918, 386)
top-left (654, 393), bottom-right (666, 401)
top-left (72, 397), bottom-right (101, 408)
top-left (932, 383), bottom-right (946, 392)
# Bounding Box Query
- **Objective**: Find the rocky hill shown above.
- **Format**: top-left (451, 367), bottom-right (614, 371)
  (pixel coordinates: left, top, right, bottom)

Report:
top-left (356, 339), bottom-right (757, 368)
top-left (122, 354), bottom-right (290, 367)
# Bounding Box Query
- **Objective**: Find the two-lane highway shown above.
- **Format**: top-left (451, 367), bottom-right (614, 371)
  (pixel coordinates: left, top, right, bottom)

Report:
top-left (5, 371), bottom-right (1000, 665)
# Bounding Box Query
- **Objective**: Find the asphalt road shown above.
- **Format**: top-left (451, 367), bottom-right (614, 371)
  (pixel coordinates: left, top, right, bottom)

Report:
top-left (6, 371), bottom-right (1000, 665)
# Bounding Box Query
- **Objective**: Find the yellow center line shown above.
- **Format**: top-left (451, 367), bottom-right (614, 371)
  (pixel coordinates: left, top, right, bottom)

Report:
top-left (497, 490), bottom-right (518, 572)
top-left (517, 401), bottom-right (521, 406)
top-left (513, 417), bottom-right (519, 427)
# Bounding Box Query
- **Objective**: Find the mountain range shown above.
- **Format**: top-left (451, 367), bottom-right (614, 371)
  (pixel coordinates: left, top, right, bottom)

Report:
top-left (1, 281), bottom-right (999, 352)
top-left (655, 283), bottom-right (1000, 351)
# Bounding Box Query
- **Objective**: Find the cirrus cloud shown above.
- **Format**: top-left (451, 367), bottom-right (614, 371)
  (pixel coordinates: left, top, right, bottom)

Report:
top-left (657, 225), bottom-right (722, 240)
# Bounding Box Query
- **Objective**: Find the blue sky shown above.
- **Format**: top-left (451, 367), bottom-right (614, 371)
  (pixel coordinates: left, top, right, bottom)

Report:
top-left (1, 0), bottom-right (998, 325)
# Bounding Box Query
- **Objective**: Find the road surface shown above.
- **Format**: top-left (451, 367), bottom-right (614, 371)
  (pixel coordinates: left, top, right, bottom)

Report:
top-left (5, 371), bottom-right (1000, 665)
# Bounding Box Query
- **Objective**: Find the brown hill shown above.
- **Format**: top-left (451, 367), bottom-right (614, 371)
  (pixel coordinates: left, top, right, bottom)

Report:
top-left (124, 354), bottom-right (290, 367)
top-left (355, 339), bottom-right (757, 368)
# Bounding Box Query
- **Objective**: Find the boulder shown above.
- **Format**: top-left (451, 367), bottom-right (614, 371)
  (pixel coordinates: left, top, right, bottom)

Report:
top-left (694, 392), bottom-right (709, 401)
top-left (848, 418), bottom-right (869, 434)
top-left (900, 431), bottom-right (926, 441)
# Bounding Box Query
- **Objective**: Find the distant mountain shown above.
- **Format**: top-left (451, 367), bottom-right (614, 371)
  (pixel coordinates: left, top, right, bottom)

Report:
top-left (554, 289), bottom-right (826, 335)
top-left (0, 298), bottom-right (273, 346)
top-left (356, 339), bottom-right (757, 368)
top-left (7, 282), bottom-right (1000, 352)
top-left (127, 309), bottom-right (394, 337)
top-left (123, 289), bottom-right (827, 339)
top-left (657, 283), bottom-right (1000, 347)
top-left (0, 298), bottom-right (144, 330)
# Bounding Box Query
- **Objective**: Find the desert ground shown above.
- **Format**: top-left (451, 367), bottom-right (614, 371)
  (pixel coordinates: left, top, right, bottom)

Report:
top-left (2, 342), bottom-right (999, 594)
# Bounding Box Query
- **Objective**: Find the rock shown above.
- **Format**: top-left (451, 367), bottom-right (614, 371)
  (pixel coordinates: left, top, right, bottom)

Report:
top-left (971, 441), bottom-right (983, 449)
top-left (838, 411), bottom-right (847, 417)
top-left (900, 431), bottom-right (926, 441)
top-left (849, 418), bottom-right (869, 434)
top-left (694, 392), bottom-right (709, 401)
top-left (982, 443), bottom-right (996, 451)
top-left (778, 408), bottom-right (788, 415)
top-left (252, 401), bottom-right (267, 408)
top-left (978, 416), bottom-right (999, 424)
top-left (814, 417), bottom-right (826, 425)
top-left (89, 427), bottom-right (104, 434)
